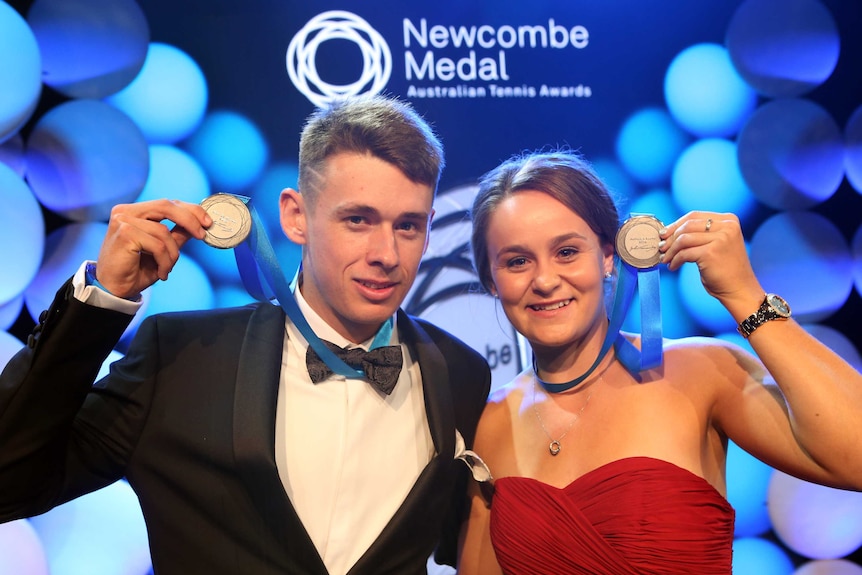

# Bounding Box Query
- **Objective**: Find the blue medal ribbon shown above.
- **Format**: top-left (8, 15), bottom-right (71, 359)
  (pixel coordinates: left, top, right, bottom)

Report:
top-left (227, 194), bottom-right (392, 380)
top-left (613, 260), bottom-right (663, 373)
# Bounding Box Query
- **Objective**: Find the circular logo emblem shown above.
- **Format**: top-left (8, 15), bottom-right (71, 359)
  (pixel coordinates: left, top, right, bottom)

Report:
top-left (286, 11), bottom-right (392, 108)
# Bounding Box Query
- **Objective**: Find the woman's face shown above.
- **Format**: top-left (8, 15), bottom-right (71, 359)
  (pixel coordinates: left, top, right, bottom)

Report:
top-left (485, 190), bottom-right (614, 352)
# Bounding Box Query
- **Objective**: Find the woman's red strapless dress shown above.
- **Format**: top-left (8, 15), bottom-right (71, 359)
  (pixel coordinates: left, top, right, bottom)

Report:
top-left (489, 457), bottom-right (735, 575)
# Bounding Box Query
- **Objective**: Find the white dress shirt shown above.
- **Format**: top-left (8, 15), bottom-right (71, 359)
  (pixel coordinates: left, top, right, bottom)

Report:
top-left (276, 289), bottom-right (433, 575)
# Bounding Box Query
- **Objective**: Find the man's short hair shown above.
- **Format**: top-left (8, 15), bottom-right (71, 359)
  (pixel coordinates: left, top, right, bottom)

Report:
top-left (298, 95), bottom-right (445, 207)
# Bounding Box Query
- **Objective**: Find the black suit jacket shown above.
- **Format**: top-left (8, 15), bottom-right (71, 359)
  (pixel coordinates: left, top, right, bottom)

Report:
top-left (0, 281), bottom-right (491, 574)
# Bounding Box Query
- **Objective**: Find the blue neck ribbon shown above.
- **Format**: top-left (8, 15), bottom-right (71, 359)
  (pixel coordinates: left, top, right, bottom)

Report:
top-left (229, 195), bottom-right (392, 380)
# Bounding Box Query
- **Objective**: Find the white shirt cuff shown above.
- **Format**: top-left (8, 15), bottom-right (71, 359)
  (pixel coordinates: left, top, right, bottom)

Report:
top-left (72, 261), bottom-right (142, 316)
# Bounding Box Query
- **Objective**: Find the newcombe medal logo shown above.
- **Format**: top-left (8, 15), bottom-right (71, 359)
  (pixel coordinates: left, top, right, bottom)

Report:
top-left (287, 11), bottom-right (392, 107)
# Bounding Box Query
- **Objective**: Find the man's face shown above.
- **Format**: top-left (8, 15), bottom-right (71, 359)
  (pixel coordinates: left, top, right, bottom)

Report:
top-left (282, 152), bottom-right (434, 343)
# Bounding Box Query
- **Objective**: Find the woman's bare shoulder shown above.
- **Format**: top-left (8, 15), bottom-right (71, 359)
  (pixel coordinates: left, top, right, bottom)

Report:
top-left (486, 368), bottom-right (533, 406)
top-left (476, 370), bottom-right (532, 439)
top-left (656, 334), bottom-right (766, 390)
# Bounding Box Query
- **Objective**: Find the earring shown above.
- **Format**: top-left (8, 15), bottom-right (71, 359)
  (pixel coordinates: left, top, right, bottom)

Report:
top-left (604, 271), bottom-right (613, 279)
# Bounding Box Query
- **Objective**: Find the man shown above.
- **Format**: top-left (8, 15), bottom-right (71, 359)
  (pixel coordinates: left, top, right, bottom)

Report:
top-left (0, 95), bottom-right (491, 574)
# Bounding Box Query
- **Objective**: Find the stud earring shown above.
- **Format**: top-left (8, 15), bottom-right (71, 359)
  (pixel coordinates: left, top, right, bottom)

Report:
top-left (604, 271), bottom-right (613, 279)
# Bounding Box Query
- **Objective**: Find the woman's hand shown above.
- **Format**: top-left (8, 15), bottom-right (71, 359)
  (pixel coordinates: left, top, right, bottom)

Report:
top-left (659, 211), bottom-right (763, 318)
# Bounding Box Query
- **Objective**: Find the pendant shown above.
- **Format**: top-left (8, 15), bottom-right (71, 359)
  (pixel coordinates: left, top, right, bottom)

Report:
top-left (549, 440), bottom-right (561, 456)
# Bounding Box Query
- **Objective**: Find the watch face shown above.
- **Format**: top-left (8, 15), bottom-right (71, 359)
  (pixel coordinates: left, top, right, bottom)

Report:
top-left (767, 294), bottom-right (791, 317)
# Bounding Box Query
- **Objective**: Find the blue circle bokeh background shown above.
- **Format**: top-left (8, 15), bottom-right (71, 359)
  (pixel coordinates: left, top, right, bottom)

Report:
top-left (0, 0), bottom-right (860, 573)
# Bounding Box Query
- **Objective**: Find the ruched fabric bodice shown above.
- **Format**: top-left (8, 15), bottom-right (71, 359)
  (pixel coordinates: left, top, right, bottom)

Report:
top-left (489, 457), bottom-right (735, 575)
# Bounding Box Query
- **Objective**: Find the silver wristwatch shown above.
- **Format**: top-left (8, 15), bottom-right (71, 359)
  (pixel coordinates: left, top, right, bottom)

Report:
top-left (737, 293), bottom-right (791, 338)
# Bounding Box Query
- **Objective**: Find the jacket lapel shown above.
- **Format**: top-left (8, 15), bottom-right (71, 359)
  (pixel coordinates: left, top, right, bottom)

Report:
top-left (232, 302), bottom-right (328, 575)
top-left (401, 310), bottom-right (455, 457)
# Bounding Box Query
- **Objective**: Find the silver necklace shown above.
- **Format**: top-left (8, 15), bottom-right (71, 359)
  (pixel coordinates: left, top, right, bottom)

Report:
top-left (532, 377), bottom-right (594, 456)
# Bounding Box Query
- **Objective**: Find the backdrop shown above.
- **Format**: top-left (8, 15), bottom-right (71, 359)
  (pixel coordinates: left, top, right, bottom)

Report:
top-left (1, 0), bottom-right (861, 573)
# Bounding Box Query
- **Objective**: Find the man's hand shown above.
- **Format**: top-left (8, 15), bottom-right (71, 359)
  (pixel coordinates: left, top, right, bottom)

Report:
top-left (95, 199), bottom-right (212, 298)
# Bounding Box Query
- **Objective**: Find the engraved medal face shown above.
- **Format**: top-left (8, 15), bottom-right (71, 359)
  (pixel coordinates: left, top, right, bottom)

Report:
top-left (615, 215), bottom-right (664, 269)
top-left (200, 193), bottom-right (252, 249)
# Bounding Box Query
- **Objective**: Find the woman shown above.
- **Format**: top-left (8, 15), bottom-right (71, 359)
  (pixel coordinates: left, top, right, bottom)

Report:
top-left (457, 151), bottom-right (862, 575)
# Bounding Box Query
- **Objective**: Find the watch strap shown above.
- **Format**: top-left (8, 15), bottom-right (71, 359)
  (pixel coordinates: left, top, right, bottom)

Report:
top-left (737, 294), bottom-right (788, 338)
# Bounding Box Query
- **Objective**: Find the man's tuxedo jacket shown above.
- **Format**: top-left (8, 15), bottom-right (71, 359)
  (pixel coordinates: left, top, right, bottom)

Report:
top-left (0, 281), bottom-right (491, 574)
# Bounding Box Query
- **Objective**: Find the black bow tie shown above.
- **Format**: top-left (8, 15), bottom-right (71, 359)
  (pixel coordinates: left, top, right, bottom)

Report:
top-left (305, 340), bottom-right (403, 395)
